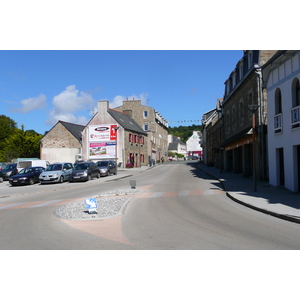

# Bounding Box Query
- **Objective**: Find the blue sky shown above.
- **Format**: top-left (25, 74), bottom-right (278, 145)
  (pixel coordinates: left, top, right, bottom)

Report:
top-left (0, 50), bottom-right (244, 134)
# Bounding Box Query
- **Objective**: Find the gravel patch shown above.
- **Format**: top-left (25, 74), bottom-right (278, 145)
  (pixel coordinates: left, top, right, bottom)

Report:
top-left (54, 188), bottom-right (143, 221)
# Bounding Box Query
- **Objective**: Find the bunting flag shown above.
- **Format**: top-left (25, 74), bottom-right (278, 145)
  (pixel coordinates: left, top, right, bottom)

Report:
top-left (168, 120), bottom-right (201, 123)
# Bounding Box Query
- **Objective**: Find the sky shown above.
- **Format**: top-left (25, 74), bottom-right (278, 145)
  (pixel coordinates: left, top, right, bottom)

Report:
top-left (0, 50), bottom-right (244, 134)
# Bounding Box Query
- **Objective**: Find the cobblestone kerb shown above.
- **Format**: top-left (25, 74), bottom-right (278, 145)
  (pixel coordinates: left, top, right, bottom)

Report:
top-left (54, 188), bottom-right (144, 221)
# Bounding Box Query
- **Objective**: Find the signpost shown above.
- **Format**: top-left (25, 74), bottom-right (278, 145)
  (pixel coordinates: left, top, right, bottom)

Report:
top-left (85, 198), bottom-right (98, 214)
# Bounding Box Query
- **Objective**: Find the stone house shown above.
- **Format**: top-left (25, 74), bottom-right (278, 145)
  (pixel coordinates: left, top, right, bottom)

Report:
top-left (114, 99), bottom-right (168, 165)
top-left (81, 100), bottom-right (148, 168)
top-left (40, 121), bottom-right (84, 163)
top-left (221, 50), bottom-right (277, 180)
top-left (262, 50), bottom-right (300, 192)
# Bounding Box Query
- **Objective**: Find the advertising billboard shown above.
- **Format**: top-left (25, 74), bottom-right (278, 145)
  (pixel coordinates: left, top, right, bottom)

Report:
top-left (89, 125), bottom-right (118, 159)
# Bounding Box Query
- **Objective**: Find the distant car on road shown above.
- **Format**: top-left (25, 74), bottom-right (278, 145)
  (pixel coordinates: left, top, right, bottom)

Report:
top-left (96, 160), bottom-right (117, 177)
top-left (69, 162), bottom-right (100, 182)
top-left (39, 162), bottom-right (73, 184)
top-left (1, 163), bottom-right (18, 180)
top-left (0, 162), bottom-right (6, 170)
top-left (9, 166), bottom-right (45, 186)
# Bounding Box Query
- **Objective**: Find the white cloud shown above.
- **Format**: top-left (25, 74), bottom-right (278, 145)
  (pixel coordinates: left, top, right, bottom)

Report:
top-left (12, 94), bottom-right (47, 113)
top-left (109, 93), bottom-right (149, 108)
top-left (46, 85), bottom-right (96, 126)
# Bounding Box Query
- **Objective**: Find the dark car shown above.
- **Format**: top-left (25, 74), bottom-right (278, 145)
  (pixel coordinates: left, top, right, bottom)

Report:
top-left (9, 166), bottom-right (45, 186)
top-left (96, 160), bottom-right (117, 177)
top-left (69, 162), bottom-right (100, 182)
top-left (1, 163), bottom-right (18, 180)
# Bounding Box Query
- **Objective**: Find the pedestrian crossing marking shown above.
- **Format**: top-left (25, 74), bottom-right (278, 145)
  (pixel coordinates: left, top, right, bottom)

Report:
top-left (0, 190), bottom-right (224, 210)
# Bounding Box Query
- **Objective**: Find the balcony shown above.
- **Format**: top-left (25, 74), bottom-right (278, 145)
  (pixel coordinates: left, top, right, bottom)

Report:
top-left (274, 113), bottom-right (282, 134)
top-left (291, 106), bottom-right (300, 128)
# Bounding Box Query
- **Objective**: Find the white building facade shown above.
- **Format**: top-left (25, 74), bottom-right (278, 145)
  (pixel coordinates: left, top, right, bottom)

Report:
top-left (263, 50), bottom-right (300, 192)
top-left (186, 131), bottom-right (203, 159)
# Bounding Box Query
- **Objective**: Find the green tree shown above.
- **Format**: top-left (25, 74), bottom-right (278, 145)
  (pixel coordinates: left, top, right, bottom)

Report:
top-left (1, 125), bottom-right (42, 161)
top-left (168, 124), bottom-right (202, 143)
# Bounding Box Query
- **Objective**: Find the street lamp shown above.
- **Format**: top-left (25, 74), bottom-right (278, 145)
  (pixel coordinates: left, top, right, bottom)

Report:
top-left (113, 126), bottom-right (120, 175)
top-left (248, 104), bottom-right (259, 192)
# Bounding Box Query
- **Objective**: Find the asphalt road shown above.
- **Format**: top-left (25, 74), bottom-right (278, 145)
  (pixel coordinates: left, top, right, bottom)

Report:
top-left (1, 161), bottom-right (300, 249)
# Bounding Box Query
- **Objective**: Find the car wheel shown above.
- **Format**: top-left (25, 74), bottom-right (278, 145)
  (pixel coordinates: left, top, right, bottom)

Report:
top-left (0, 178), bottom-right (3, 183)
top-left (97, 172), bottom-right (100, 179)
top-left (87, 174), bottom-right (92, 181)
top-left (59, 176), bottom-right (64, 183)
top-left (29, 178), bottom-right (34, 185)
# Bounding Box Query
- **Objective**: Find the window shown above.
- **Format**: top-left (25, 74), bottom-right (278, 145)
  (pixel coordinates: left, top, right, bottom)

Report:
top-left (232, 71), bottom-right (236, 88)
top-left (239, 98), bottom-right (244, 125)
top-left (248, 51), bottom-right (253, 69)
top-left (248, 92), bottom-right (253, 118)
top-left (144, 123), bottom-right (148, 131)
top-left (232, 105), bottom-right (236, 130)
top-left (239, 61), bottom-right (243, 80)
top-left (292, 77), bottom-right (300, 107)
top-left (143, 111), bottom-right (148, 118)
top-left (274, 88), bottom-right (283, 133)
top-left (226, 80), bottom-right (231, 96)
top-left (226, 111), bottom-right (230, 133)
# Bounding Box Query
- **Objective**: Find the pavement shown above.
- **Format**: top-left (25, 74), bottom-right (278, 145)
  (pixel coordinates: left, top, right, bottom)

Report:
top-left (117, 162), bottom-right (300, 224)
top-left (196, 162), bottom-right (300, 224)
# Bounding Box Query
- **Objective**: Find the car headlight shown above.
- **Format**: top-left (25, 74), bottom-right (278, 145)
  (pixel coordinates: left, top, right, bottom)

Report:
top-left (7, 171), bottom-right (12, 176)
top-left (53, 173), bottom-right (59, 178)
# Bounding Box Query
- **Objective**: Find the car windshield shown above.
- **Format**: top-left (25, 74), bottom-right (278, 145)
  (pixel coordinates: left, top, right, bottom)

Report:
top-left (4, 164), bottom-right (16, 170)
top-left (19, 168), bottom-right (34, 174)
top-left (97, 161), bottom-right (108, 166)
top-left (46, 164), bottom-right (62, 171)
top-left (74, 163), bottom-right (89, 170)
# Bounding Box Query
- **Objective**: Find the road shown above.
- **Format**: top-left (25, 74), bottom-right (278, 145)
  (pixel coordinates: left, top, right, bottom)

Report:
top-left (1, 161), bottom-right (300, 249)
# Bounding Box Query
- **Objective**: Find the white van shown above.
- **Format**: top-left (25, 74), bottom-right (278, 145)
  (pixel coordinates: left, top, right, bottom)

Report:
top-left (17, 160), bottom-right (50, 172)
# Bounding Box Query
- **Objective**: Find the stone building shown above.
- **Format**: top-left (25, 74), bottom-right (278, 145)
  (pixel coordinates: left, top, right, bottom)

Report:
top-left (40, 121), bottom-right (84, 163)
top-left (81, 100), bottom-right (148, 168)
top-left (221, 50), bottom-right (277, 180)
top-left (114, 99), bottom-right (168, 165)
top-left (262, 50), bottom-right (300, 192)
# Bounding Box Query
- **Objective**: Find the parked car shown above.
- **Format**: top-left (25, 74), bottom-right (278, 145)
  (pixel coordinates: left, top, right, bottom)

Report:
top-left (69, 162), bottom-right (100, 182)
top-left (1, 163), bottom-right (18, 180)
top-left (9, 166), bottom-right (45, 186)
top-left (39, 162), bottom-right (73, 184)
top-left (96, 160), bottom-right (117, 177)
top-left (0, 162), bottom-right (6, 170)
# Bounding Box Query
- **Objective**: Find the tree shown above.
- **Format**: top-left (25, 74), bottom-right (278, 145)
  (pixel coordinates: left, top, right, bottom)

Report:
top-left (0, 115), bottom-right (17, 147)
top-left (1, 125), bottom-right (43, 161)
top-left (168, 124), bottom-right (202, 143)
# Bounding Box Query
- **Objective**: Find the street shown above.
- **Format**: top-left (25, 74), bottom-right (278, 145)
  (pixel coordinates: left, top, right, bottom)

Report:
top-left (1, 161), bottom-right (300, 249)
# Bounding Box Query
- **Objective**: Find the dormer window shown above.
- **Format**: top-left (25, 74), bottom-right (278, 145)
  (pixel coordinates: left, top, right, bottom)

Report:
top-left (248, 51), bottom-right (253, 69)
top-left (232, 71), bottom-right (236, 88)
top-left (226, 80), bottom-right (231, 96)
top-left (239, 62), bottom-right (243, 80)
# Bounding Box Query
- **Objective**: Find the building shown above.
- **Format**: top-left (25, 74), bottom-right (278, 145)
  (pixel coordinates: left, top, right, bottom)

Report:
top-left (186, 131), bottom-right (203, 159)
top-left (40, 121), bottom-right (84, 163)
top-left (114, 99), bottom-right (168, 165)
top-left (201, 99), bottom-right (223, 167)
top-left (81, 101), bottom-right (148, 168)
top-left (168, 135), bottom-right (187, 159)
top-left (221, 50), bottom-right (277, 180)
top-left (262, 50), bottom-right (300, 192)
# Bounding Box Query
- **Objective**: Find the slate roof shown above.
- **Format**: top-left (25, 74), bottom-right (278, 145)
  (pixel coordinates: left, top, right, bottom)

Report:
top-left (60, 121), bottom-right (85, 141)
top-left (108, 109), bottom-right (147, 136)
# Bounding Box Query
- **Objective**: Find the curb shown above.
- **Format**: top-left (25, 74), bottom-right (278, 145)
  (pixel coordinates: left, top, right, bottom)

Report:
top-left (196, 163), bottom-right (300, 224)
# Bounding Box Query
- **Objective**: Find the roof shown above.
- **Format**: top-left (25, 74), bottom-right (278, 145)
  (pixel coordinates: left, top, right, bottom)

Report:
top-left (108, 109), bottom-right (147, 136)
top-left (42, 120), bottom-right (84, 142)
top-left (60, 121), bottom-right (85, 141)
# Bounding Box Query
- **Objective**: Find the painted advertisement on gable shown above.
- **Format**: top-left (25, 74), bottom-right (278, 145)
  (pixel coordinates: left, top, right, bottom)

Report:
top-left (89, 125), bottom-right (117, 141)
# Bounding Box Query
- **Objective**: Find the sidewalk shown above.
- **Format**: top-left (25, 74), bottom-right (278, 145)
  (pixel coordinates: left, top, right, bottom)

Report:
top-left (196, 162), bottom-right (300, 224)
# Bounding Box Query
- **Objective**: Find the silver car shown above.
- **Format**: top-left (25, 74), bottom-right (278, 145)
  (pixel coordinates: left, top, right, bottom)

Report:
top-left (39, 162), bottom-right (73, 184)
